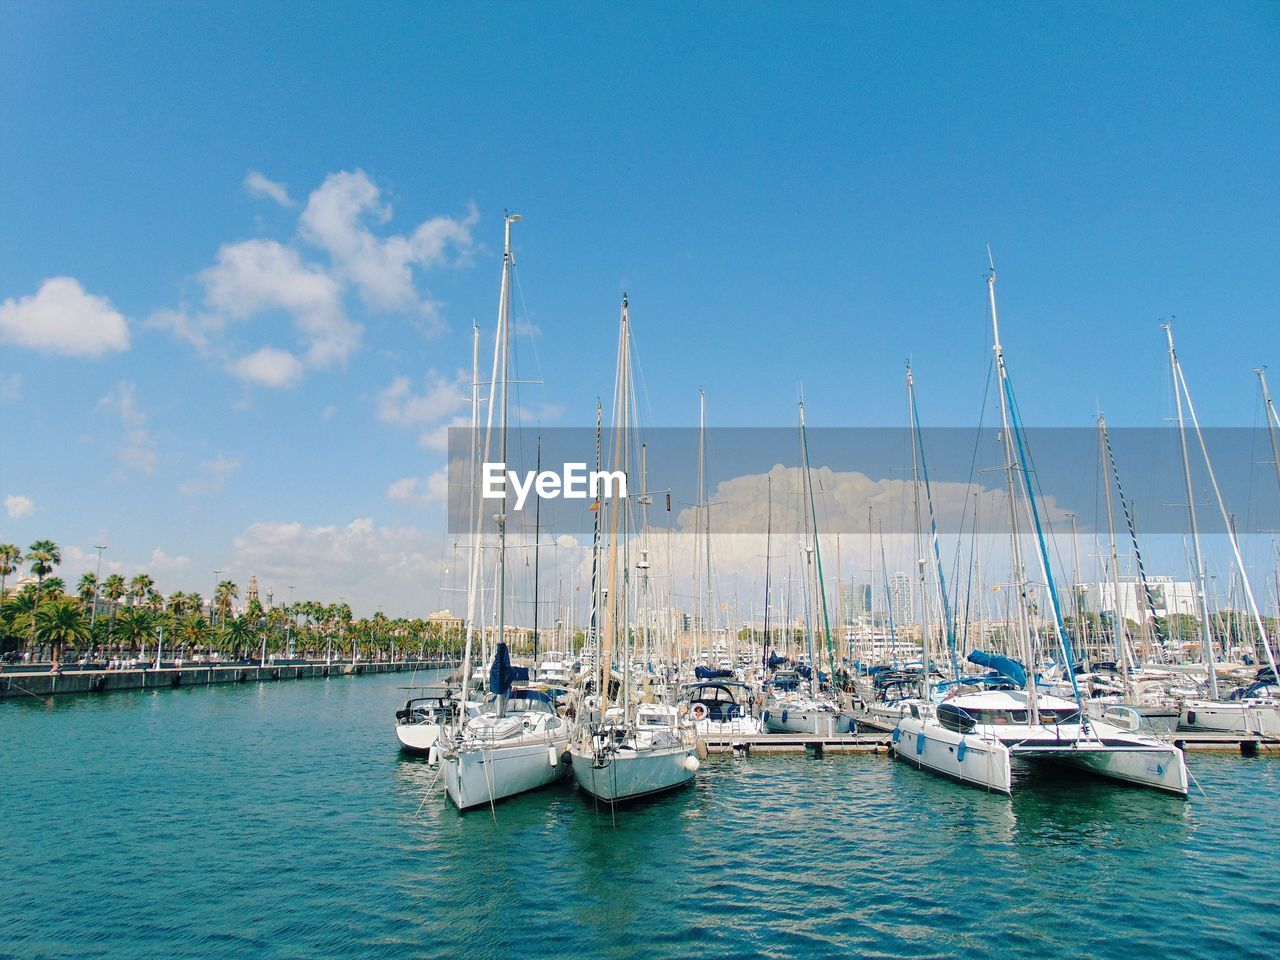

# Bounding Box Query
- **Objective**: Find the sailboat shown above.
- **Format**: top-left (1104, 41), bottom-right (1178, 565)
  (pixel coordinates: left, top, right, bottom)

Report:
top-left (440, 214), bottom-right (571, 811)
top-left (1162, 327), bottom-right (1280, 738)
top-left (894, 261), bottom-right (1188, 797)
top-left (764, 396), bottom-right (850, 735)
top-left (570, 295), bottom-right (700, 805)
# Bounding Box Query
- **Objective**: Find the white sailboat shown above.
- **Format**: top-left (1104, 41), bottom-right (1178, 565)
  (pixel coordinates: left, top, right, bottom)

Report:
top-left (440, 214), bottom-right (570, 811)
top-left (895, 260), bottom-right (1188, 797)
top-left (1162, 328), bottom-right (1280, 738)
top-left (570, 295), bottom-right (700, 805)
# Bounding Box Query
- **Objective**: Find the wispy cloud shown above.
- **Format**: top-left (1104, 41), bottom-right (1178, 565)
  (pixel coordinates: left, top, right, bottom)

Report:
top-left (180, 455), bottom-right (241, 496)
top-left (97, 381), bottom-right (157, 476)
top-left (0, 277), bottom-right (129, 358)
top-left (4, 494), bottom-right (35, 519)
top-left (386, 467), bottom-right (450, 509)
top-left (244, 170), bottom-right (294, 207)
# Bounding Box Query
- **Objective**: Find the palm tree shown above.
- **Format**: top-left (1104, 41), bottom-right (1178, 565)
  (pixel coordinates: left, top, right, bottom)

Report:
top-left (77, 572), bottom-right (99, 614)
top-left (26, 539), bottom-right (60, 657)
top-left (116, 607), bottom-right (158, 656)
top-left (214, 580), bottom-right (239, 626)
top-left (102, 573), bottom-right (127, 645)
top-left (128, 573), bottom-right (155, 609)
top-left (219, 614), bottom-right (255, 658)
top-left (0, 544), bottom-right (21, 596)
top-left (35, 596), bottom-right (91, 665)
top-left (168, 590), bottom-right (188, 616)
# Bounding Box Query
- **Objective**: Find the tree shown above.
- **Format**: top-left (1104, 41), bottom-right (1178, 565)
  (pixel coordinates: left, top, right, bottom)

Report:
top-left (116, 607), bottom-right (158, 655)
top-left (34, 596), bottom-right (91, 664)
top-left (214, 580), bottom-right (239, 626)
top-left (102, 574), bottom-right (127, 644)
top-left (0, 544), bottom-right (21, 596)
top-left (77, 572), bottom-right (99, 614)
top-left (128, 573), bottom-right (155, 609)
top-left (26, 539), bottom-right (61, 656)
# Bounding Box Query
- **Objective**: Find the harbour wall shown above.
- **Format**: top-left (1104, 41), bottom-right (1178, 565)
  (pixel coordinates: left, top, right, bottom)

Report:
top-left (0, 660), bottom-right (457, 701)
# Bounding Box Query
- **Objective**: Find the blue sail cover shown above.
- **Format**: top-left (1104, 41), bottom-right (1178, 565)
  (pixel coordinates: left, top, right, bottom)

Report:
top-left (695, 666), bottom-right (734, 680)
top-left (490, 642), bottom-right (515, 696)
top-left (767, 653), bottom-right (789, 669)
top-left (966, 650), bottom-right (1027, 688)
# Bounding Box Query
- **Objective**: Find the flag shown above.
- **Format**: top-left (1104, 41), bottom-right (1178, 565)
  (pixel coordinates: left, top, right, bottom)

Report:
top-left (588, 500), bottom-right (601, 512)
top-left (638, 494), bottom-right (653, 506)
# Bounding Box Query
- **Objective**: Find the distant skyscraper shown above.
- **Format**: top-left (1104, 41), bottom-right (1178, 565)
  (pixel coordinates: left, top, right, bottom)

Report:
top-left (888, 572), bottom-right (912, 630)
top-left (839, 580), bottom-right (873, 624)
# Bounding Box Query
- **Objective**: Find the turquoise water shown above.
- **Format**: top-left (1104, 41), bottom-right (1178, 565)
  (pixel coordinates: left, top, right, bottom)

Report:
top-left (2, 673), bottom-right (1275, 960)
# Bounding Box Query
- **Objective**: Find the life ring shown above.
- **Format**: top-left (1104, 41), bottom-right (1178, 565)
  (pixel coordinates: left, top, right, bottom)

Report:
top-left (690, 703), bottom-right (709, 721)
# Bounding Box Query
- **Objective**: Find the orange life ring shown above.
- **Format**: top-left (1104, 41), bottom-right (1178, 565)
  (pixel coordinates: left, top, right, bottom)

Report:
top-left (690, 703), bottom-right (709, 721)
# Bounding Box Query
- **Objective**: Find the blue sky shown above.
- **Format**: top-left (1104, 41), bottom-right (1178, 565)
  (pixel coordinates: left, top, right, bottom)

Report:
top-left (1, 2), bottom-right (1277, 616)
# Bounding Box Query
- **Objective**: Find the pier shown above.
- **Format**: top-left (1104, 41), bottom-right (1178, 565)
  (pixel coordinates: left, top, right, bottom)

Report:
top-left (701, 732), bottom-right (893, 756)
top-left (0, 659), bottom-right (457, 701)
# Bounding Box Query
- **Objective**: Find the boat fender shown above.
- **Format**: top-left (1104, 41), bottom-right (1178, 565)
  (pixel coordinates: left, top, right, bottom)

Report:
top-left (427, 745), bottom-right (439, 766)
top-left (691, 703), bottom-right (709, 721)
top-left (683, 755), bottom-right (700, 773)
top-left (957, 741), bottom-right (967, 762)
top-left (781, 710), bottom-right (788, 724)
top-left (762, 710), bottom-right (771, 724)
top-left (1186, 710), bottom-right (1196, 725)
top-left (915, 733), bottom-right (926, 755)
top-left (547, 745), bottom-right (559, 767)
top-left (891, 728), bottom-right (901, 744)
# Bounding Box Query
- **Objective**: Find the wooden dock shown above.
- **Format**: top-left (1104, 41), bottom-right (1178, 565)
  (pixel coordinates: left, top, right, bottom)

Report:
top-left (701, 732), bottom-right (893, 756)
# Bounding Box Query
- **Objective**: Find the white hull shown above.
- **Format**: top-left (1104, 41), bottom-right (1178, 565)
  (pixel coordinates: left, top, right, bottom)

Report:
top-left (694, 716), bottom-right (763, 737)
top-left (764, 708), bottom-right (852, 735)
top-left (893, 718), bottom-right (1013, 793)
top-left (570, 743), bottom-right (696, 803)
top-left (395, 722), bottom-right (443, 754)
top-left (895, 716), bottom-right (1188, 797)
top-left (443, 732), bottom-right (570, 811)
top-left (1180, 700), bottom-right (1280, 737)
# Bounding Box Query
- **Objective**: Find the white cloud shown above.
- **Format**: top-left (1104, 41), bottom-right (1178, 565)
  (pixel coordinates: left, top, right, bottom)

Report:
top-left (376, 371), bottom-right (469, 427)
top-left (244, 170), bottom-right (293, 207)
top-left (5, 494), bottom-right (34, 518)
top-left (97, 381), bottom-right (157, 475)
top-left (228, 346), bottom-right (304, 388)
top-left (148, 547), bottom-right (190, 572)
top-left (201, 239), bottom-right (358, 369)
top-left (300, 170), bottom-right (476, 313)
top-left (180, 455), bottom-right (241, 495)
top-left (0, 277), bottom-right (129, 358)
top-left (386, 467), bottom-right (450, 509)
top-left (231, 517), bottom-right (443, 612)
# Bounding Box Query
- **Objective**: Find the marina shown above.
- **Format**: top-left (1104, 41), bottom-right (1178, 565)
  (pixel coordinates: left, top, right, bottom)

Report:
top-left (4, 670), bottom-right (1278, 960)
top-left (4, 4), bottom-right (1279, 958)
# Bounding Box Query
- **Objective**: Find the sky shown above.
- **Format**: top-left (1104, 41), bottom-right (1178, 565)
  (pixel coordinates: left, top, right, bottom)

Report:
top-left (1, 2), bottom-right (1278, 618)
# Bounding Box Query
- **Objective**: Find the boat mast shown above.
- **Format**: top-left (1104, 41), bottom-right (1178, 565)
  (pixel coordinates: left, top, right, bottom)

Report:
top-left (1098, 415), bottom-right (1134, 687)
top-left (908, 363), bottom-right (932, 692)
top-left (1165, 323), bottom-right (1220, 698)
top-left (1168, 328), bottom-right (1278, 681)
top-left (987, 261), bottom-right (1039, 722)
top-left (763, 476), bottom-right (773, 671)
top-left (493, 212), bottom-right (518, 713)
top-left (1257, 368), bottom-right (1280, 501)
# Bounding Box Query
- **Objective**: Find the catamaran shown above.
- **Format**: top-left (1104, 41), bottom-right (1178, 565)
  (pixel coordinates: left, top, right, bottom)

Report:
top-left (895, 260), bottom-right (1188, 797)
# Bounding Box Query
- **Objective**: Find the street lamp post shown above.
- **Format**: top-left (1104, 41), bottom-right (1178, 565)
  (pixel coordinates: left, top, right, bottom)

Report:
top-left (287, 585), bottom-right (295, 659)
top-left (90, 545), bottom-right (107, 631)
top-left (211, 569), bottom-right (221, 628)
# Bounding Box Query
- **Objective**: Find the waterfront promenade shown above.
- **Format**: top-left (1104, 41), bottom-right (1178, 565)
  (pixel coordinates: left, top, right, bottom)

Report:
top-left (0, 658), bottom-right (458, 701)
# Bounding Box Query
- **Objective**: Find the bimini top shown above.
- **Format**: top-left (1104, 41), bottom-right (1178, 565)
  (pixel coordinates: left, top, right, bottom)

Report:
top-left (694, 665), bottom-right (735, 680)
top-left (966, 650), bottom-right (1027, 688)
top-left (683, 680), bottom-right (754, 703)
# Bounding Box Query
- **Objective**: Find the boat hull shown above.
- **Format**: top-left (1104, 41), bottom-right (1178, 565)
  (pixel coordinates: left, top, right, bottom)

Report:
top-left (892, 717), bottom-right (1013, 794)
top-left (570, 743), bottom-right (696, 803)
top-left (763, 708), bottom-right (838, 735)
top-left (1180, 700), bottom-right (1280, 737)
top-left (443, 733), bottom-right (570, 811)
top-left (395, 722), bottom-right (443, 755)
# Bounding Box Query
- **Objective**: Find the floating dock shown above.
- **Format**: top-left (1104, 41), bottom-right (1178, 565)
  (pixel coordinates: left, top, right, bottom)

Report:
top-left (0, 659), bottom-right (457, 701)
top-left (701, 732), bottom-right (893, 755)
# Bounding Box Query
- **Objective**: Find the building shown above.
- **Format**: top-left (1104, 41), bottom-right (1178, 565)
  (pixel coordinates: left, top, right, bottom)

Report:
top-left (1077, 576), bottom-right (1197, 623)
top-left (888, 572), bottom-right (913, 630)
top-left (838, 580), bottom-right (873, 626)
